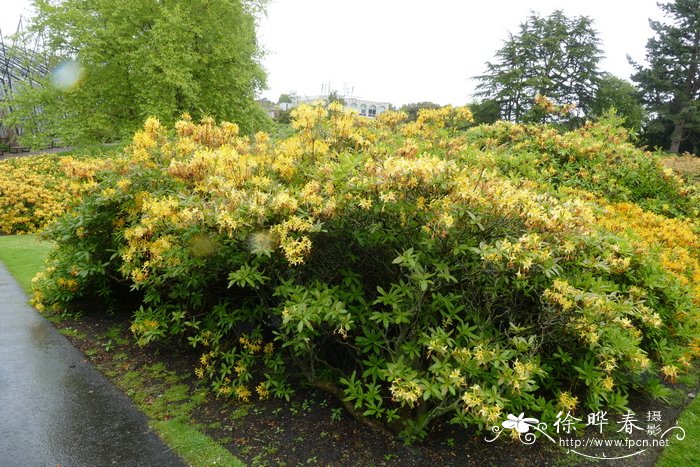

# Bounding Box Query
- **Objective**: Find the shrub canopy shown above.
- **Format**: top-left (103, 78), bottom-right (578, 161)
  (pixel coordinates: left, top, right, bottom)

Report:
top-left (32, 104), bottom-right (700, 441)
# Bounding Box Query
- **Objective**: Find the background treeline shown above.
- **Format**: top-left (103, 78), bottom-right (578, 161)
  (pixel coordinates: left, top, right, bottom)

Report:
top-left (401, 1), bottom-right (700, 154)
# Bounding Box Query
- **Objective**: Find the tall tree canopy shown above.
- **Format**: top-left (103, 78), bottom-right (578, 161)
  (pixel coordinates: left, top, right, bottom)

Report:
top-left (4, 0), bottom-right (268, 146)
top-left (631, 0), bottom-right (700, 153)
top-left (475, 10), bottom-right (603, 126)
top-left (590, 73), bottom-right (646, 132)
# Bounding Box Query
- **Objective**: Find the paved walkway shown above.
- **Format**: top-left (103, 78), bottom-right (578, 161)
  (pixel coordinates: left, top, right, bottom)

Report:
top-left (0, 261), bottom-right (185, 467)
top-left (0, 146), bottom-right (75, 160)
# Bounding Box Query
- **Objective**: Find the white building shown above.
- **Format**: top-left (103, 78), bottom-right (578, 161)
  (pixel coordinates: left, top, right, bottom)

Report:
top-left (343, 97), bottom-right (391, 118)
top-left (289, 95), bottom-right (391, 118)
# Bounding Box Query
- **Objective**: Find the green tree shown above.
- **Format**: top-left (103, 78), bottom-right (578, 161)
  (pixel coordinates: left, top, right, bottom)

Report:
top-left (590, 73), bottom-right (646, 132)
top-left (278, 93), bottom-right (296, 104)
top-left (4, 0), bottom-right (268, 146)
top-left (631, 0), bottom-right (700, 153)
top-left (468, 98), bottom-right (501, 125)
top-left (475, 10), bottom-right (602, 126)
top-left (326, 90), bottom-right (346, 106)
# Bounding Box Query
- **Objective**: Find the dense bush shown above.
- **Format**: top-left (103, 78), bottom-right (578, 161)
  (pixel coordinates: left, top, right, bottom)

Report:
top-left (0, 154), bottom-right (108, 234)
top-left (33, 105), bottom-right (700, 441)
top-left (466, 113), bottom-right (700, 217)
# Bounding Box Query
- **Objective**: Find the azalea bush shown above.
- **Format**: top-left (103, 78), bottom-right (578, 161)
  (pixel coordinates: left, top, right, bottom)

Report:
top-left (467, 112), bottom-right (700, 217)
top-left (0, 154), bottom-right (109, 234)
top-left (32, 104), bottom-right (700, 441)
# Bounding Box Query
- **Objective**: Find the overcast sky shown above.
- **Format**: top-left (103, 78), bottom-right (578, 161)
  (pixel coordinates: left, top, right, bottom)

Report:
top-left (1, 0), bottom-right (663, 107)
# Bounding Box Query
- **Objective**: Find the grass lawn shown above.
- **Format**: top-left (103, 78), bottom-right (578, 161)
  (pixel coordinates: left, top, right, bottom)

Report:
top-left (0, 234), bottom-right (53, 294)
top-left (656, 393), bottom-right (700, 466)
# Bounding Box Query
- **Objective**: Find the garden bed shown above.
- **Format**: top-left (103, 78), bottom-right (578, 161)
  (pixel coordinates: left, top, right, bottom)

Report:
top-left (50, 308), bottom-right (697, 466)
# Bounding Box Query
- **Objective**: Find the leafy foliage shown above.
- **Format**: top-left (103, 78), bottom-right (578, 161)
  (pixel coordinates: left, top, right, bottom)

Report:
top-left (3, 0), bottom-right (268, 146)
top-left (590, 74), bottom-right (646, 133)
top-left (32, 105), bottom-right (700, 442)
top-left (466, 110), bottom-right (699, 217)
top-left (467, 99), bottom-right (501, 125)
top-left (475, 10), bottom-right (602, 126)
top-left (631, 0), bottom-right (700, 153)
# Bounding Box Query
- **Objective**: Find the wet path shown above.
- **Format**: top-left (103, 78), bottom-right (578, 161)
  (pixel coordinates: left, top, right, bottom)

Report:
top-left (0, 261), bottom-right (185, 466)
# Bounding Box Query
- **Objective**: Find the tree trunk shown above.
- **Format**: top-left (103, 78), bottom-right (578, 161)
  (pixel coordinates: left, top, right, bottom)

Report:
top-left (669, 120), bottom-right (685, 153)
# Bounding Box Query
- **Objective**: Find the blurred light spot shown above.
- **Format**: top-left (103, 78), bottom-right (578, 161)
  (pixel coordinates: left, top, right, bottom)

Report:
top-left (51, 60), bottom-right (84, 90)
top-left (190, 234), bottom-right (219, 257)
top-left (247, 231), bottom-right (275, 254)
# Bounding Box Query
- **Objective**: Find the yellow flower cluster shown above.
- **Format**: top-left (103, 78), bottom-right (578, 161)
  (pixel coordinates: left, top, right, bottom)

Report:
top-left (460, 385), bottom-right (503, 424)
top-left (452, 170), bottom-right (596, 235)
top-left (557, 391), bottom-right (579, 411)
top-left (0, 154), bottom-right (106, 234)
top-left (235, 385), bottom-right (252, 402)
top-left (239, 334), bottom-right (263, 353)
top-left (509, 359), bottom-right (539, 394)
top-left (542, 279), bottom-right (578, 312)
top-left (256, 382), bottom-right (269, 400)
top-left (483, 233), bottom-right (559, 278)
top-left (661, 364), bottom-right (679, 383)
top-left (533, 94), bottom-right (576, 117)
top-left (269, 216), bottom-right (315, 265)
top-left (416, 105), bottom-right (474, 128)
top-left (597, 201), bottom-right (700, 302)
top-left (55, 277), bottom-right (79, 292)
top-left (129, 318), bottom-right (160, 335)
top-left (389, 378), bottom-right (424, 406)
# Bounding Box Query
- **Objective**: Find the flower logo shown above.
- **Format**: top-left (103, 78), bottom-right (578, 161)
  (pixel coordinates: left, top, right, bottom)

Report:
top-left (502, 413), bottom-right (540, 433)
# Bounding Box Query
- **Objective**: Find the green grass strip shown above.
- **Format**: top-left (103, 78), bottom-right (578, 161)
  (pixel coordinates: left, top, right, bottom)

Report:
top-left (0, 234), bottom-right (53, 294)
top-left (152, 420), bottom-right (245, 467)
top-left (655, 394), bottom-right (700, 466)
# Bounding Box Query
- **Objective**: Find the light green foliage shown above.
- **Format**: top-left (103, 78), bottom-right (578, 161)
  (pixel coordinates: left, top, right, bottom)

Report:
top-left (4, 0), bottom-right (268, 146)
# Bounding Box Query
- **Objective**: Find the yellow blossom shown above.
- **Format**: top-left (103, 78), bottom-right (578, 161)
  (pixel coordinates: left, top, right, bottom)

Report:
top-left (558, 392), bottom-right (578, 411)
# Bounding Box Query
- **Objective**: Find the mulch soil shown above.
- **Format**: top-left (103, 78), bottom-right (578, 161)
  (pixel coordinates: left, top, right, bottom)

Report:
top-left (53, 309), bottom-right (697, 467)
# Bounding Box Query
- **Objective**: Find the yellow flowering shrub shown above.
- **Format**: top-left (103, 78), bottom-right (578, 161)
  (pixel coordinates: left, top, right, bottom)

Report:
top-left (0, 154), bottom-right (107, 234)
top-left (467, 114), bottom-right (700, 218)
top-left (31, 106), bottom-right (700, 441)
top-left (597, 201), bottom-right (700, 302)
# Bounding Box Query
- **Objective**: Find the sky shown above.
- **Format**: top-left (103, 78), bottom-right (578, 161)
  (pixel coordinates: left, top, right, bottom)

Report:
top-left (1, 0), bottom-right (663, 108)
